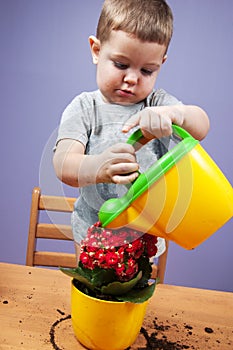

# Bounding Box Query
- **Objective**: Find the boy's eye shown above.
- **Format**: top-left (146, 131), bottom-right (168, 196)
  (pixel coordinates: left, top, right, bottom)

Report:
top-left (141, 68), bottom-right (153, 76)
top-left (113, 61), bottom-right (128, 70)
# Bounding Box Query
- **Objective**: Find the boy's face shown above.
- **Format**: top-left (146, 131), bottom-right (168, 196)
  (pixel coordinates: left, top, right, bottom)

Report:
top-left (89, 30), bottom-right (167, 105)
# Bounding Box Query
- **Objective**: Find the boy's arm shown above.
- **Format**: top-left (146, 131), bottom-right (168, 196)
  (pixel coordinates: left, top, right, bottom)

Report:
top-left (53, 139), bottom-right (88, 187)
top-left (122, 104), bottom-right (210, 141)
top-left (175, 105), bottom-right (210, 140)
top-left (53, 139), bottom-right (139, 187)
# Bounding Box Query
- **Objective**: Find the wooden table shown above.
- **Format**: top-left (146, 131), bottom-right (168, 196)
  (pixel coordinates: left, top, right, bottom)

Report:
top-left (0, 262), bottom-right (232, 349)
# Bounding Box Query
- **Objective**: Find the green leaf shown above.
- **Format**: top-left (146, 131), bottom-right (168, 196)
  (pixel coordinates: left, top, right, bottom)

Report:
top-left (60, 266), bottom-right (116, 290)
top-left (60, 266), bottom-right (82, 279)
top-left (101, 271), bottom-right (142, 296)
top-left (116, 282), bottom-right (156, 303)
top-left (136, 256), bottom-right (152, 287)
top-left (91, 268), bottom-right (116, 287)
top-left (60, 267), bottom-right (95, 291)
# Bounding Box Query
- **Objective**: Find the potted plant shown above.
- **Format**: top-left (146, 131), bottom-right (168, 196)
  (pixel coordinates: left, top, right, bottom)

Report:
top-left (61, 221), bottom-right (158, 350)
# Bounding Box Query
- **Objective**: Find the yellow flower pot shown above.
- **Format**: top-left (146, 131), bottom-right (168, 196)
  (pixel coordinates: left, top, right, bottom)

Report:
top-left (71, 280), bottom-right (148, 350)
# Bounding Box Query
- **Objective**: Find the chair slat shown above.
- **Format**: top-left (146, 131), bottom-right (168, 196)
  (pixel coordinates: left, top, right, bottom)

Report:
top-left (34, 251), bottom-right (77, 268)
top-left (36, 223), bottom-right (74, 240)
top-left (39, 195), bottom-right (75, 212)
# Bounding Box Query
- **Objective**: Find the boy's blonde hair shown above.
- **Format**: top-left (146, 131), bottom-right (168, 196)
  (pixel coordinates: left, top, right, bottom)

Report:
top-left (96, 0), bottom-right (173, 51)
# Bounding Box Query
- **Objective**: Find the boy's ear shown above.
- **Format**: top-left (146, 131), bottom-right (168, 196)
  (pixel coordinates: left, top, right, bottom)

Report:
top-left (162, 54), bottom-right (167, 64)
top-left (89, 35), bottom-right (101, 64)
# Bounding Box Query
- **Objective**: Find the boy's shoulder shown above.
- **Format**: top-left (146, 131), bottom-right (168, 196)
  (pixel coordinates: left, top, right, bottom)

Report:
top-left (72, 90), bottom-right (102, 104)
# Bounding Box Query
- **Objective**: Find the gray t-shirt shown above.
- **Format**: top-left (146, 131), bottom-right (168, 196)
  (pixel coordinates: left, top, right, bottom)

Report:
top-left (55, 89), bottom-right (181, 244)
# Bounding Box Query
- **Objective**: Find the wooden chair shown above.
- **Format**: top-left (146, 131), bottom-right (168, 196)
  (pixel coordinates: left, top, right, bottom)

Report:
top-left (26, 187), bottom-right (77, 268)
top-left (26, 187), bottom-right (168, 282)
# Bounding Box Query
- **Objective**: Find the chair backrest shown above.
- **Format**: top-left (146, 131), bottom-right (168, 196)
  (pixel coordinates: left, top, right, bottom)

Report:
top-left (26, 187), bottom-right (77, 268)
top-left (26, 187), bottom-right (168, 282)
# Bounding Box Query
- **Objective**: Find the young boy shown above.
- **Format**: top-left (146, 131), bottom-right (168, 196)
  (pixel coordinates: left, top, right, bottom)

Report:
top-left (53, 0), bottom-right (210, 260)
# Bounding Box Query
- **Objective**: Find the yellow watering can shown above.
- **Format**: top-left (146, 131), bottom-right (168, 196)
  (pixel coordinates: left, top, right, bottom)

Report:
top-left (99, 125), bottom-right (233, 250)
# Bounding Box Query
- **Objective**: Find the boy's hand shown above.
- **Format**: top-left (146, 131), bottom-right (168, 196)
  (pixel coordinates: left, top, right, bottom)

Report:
top-left (95, 143), bottom-right (139, 184)
top-left (122, 106), bottom-right (184, 139)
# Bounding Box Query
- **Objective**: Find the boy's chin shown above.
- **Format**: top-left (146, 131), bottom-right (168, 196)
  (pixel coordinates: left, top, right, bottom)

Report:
top-left (102, 94), bottom-right (140, 106)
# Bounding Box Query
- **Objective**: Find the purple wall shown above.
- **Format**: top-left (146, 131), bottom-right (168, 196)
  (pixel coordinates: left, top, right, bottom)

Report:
top-left (1, 1), bottom-right (232, 291)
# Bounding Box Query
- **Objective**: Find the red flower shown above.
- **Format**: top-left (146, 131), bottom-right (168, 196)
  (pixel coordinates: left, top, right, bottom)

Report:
top-left (117, 246), bottom-right (125, 263)
top-left (86, 246), bottom-right (98, 253)
top-left (125, 261), bottom-right (138, 280)
top-left (143, 234), bottom-right (158, 258)
top-left (94, 249), bottom-right (106, 266)
top-left (115, 263), bottom-right (125, 277)
top-left (105, 251), bottom-right (119, 268)
top-left (80, 251), bottom-right (95, 269)
top-left (80, 251), bottom-right (89, 265)
top-left (125, 238), bottom-right (144, 258)
top-left (79, 222), bottom-right (159, 283)
top-left (128, 257), bottom-right (136, 267)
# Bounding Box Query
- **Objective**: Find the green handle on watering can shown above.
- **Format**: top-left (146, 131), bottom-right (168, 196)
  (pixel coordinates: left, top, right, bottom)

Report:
top-left (125, 124), bottom-right (195, 183)
top-left (126, 124), bottom-right (191, 147)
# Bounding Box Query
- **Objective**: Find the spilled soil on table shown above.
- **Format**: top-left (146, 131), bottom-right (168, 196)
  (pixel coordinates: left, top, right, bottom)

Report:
top-left (48, 310), bottom-right (232, 350)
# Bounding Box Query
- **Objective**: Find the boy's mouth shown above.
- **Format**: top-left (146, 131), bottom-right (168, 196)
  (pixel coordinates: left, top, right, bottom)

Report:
top-left (116, 89), bottom-right (134, 97)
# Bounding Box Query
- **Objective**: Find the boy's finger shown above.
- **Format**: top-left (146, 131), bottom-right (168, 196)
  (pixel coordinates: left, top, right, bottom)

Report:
top-left (122, 113), bottom-right (140, 133)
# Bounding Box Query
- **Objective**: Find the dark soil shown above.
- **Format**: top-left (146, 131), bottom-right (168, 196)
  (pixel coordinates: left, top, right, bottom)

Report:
top-left (136, 323), bottom-right (192, 350)
top-left (49, 314), bottom-right (71, 350)
top-left (49, 309), bottom-right (221, 350)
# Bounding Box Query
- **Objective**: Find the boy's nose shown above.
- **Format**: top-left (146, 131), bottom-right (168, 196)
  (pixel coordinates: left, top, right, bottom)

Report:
top-left (123, 71), bottom-right (139, 85)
